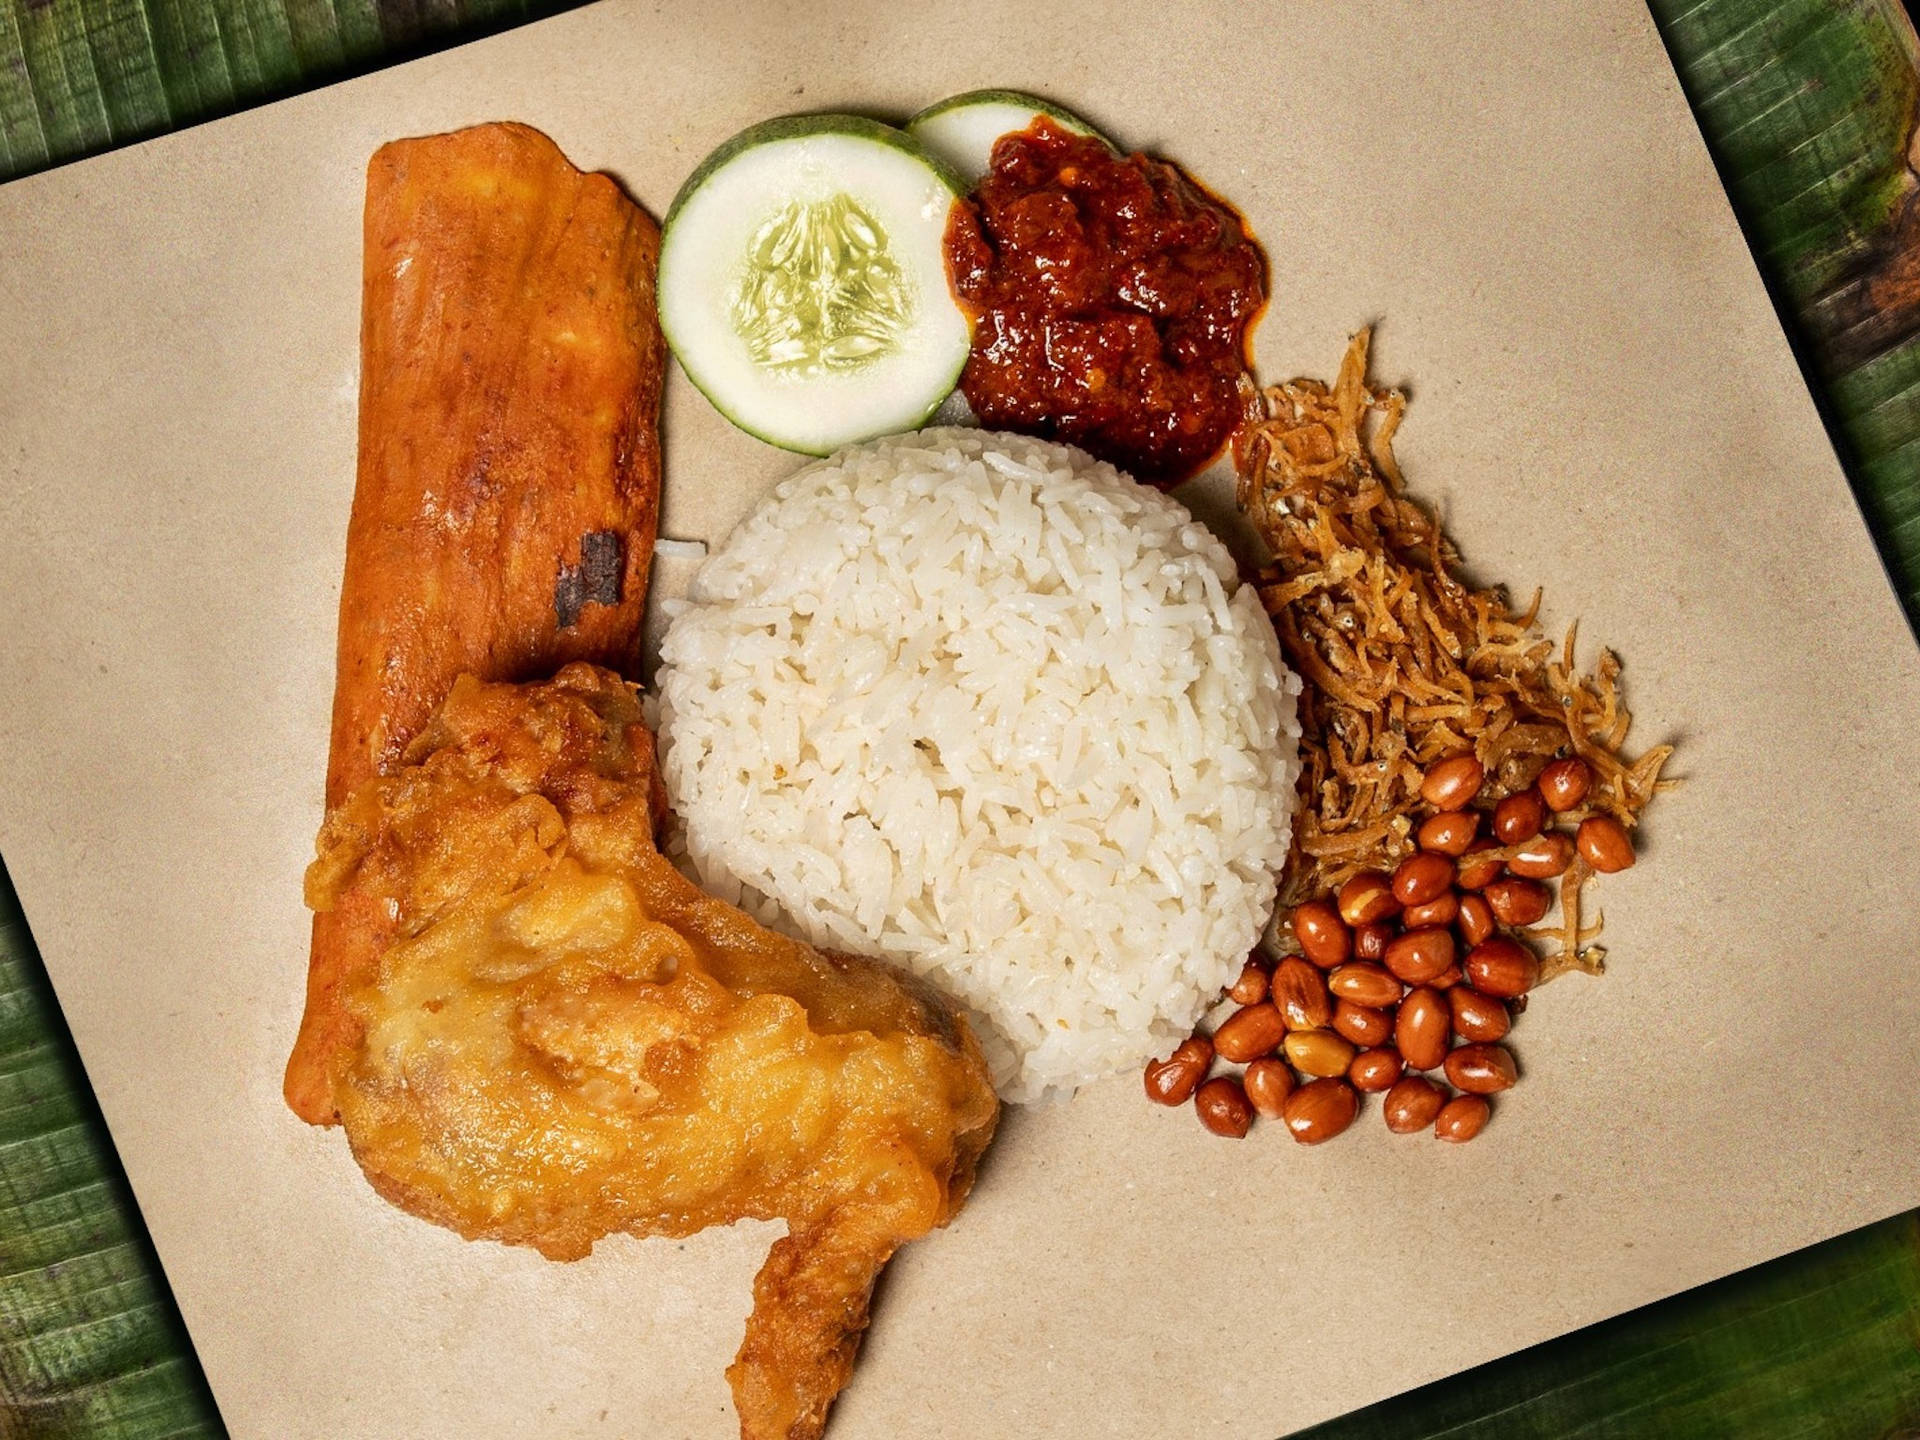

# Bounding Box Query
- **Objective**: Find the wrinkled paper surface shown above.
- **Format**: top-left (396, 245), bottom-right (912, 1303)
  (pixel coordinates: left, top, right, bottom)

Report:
top-left (2, 2), bottom-right (1918, 1435)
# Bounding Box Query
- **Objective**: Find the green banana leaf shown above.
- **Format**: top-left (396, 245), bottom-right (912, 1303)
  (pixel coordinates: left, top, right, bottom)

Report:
top-left (0, 0), bottom-right (572, 178)
top-left (0, 871), bottom-right (220, 1438)
top-left (2, 1), bottom-right (1919, 1437)
top-left (1652, 0), bottom-right (1920, 626)
top-left (1294, 1214), bottom-right (1920, 1439)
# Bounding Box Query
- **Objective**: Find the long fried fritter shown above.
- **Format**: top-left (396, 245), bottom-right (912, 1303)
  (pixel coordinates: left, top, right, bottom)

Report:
top-left (307, 666), bottom-right (998, 1440)
top-left (287, 122), bottom-right (665, 1124)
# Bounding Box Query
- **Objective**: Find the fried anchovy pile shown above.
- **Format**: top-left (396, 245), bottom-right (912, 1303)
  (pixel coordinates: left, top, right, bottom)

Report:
top-left (1236, 331), bottom-right (1673, 977)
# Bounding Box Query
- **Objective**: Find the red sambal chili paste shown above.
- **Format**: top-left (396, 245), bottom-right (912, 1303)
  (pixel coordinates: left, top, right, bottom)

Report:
top-left (943, 119), bottom-right (1267, 488)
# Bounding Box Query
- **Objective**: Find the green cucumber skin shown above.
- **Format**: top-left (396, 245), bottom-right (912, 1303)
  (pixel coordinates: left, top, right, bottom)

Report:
top-left (660, 113), bottom-right (973, 456)
top-left (662, 261), bottom-right (970, 458)
top-left (664, 112), bottom-right (966, 231)
top-left (906, 88), bottom-right (1115, 152)
top-left (668, 345), bottom-right (971, 458)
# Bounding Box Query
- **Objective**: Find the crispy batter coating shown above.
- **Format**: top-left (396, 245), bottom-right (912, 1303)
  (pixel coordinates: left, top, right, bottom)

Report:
top-left (289, 123), bottom-right (998, 1438)
top-left (287, 122), bottom-right (664, 1123)
top-left (306, 665), bottom-right (999, 1440)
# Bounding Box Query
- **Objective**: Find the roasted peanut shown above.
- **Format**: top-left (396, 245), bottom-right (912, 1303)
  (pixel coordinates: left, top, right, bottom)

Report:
top-left (1508, 831), bottom-right (1575, 879)
top-left (1492, 789), bottom-right (1547, 845)
top-left (1284, 1028), bottom-right (1358, 1077)
top-left (1242, 1057), bottom-right (1295, 1118)
top-left (1337, 870), bottom-right (1400, 926)
top-left (1417, 810), bottom-right (1480, 857)
top-left (1282, 1078), bottom-right (1360, 1144)
top-left (1290, 899), bottom-right (1352, 967)
top-left (1457, 892), bottom-right (1496, 946)
top-left (1332, 1000), bottom-right (1393, 1048)
top-left (1385, 925), bottom-right (1456, 985)
top-left (1227, 960), bottom-right (1270, 1006)
top-left (1420, 753), bottom-right (1485, 811)
top-left (1272, 957), bottom-right (1333, 1031)
top-left (1392, 851), bottom-right (1455, 907)
top-left (1383, 1075), bottom-right (1447, 1134)
top-left (1212, 1002), bottom-right (1288, 1063)
top-left (1445, 1043), bottom-right (1518, 1094)
top-left (1435, 1093), bottom-right (1491, 1143)
top-left (1577, 814), bottom-right (1636, 873)
top-left (1485, 876), bottom-right (1551, 926)
top-left (1395, 986), bottom-right (1451, 1071)
top-left (1144, 1036), bottom-right (1213, 1106)
top-left (1354, 922), bottom-right (1393, 962)
top-left (1448, 987), bottom-right (1512, 1043)
top-left (1537, 756), bottom-right (1592, 812)
top-left (1431, 963), bottom-right (1464, 989)
top-left (1403, 891), bottom-right (1460, 928)
top-left (1464, 936), bottom-right (1541, 998)
top-left (1327, 961), bottom-right (1403, 1009)
top-left (1195, 1076), bottom-right (1253, 1138)
top-left (1349, 1046), bottom-right (1404, 1092)
top-left (1456, 843), bottom-right (1505, 890)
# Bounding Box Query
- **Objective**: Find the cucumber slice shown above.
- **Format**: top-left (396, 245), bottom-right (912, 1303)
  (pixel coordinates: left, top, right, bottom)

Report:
top-left (906, 89), bottom-right (1113, 183)
top-left (659, 114), bottom-right (973, 456)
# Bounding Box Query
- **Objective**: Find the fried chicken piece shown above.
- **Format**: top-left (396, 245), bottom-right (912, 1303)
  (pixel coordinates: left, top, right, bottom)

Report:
top-left (304, 664), bottom-right (1000, 1440)
top-left (286, 122), bottom-right (664, 1124)
top-left (290, 123), bottom-right (998, 1437)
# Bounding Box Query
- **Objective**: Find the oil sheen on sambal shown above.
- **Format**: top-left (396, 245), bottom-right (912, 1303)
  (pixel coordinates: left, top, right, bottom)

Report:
top-left (944, 120), bottom-right (1266, 487)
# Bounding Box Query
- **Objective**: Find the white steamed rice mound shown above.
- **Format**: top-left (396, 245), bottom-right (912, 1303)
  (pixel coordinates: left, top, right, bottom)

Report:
top-left (655, 428), bottom-right (1301, 1102)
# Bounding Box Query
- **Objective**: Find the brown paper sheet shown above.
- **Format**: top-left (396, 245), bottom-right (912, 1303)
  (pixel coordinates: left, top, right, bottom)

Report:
top-left (2, 2), bottom-right (1918, 1436)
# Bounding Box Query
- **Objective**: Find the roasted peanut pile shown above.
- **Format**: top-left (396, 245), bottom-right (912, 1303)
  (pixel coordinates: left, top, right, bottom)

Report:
top-left (1145, 333), bottom-right (1672, 1144)
top-left (1147, 751), bottom-right (1632, 1142)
